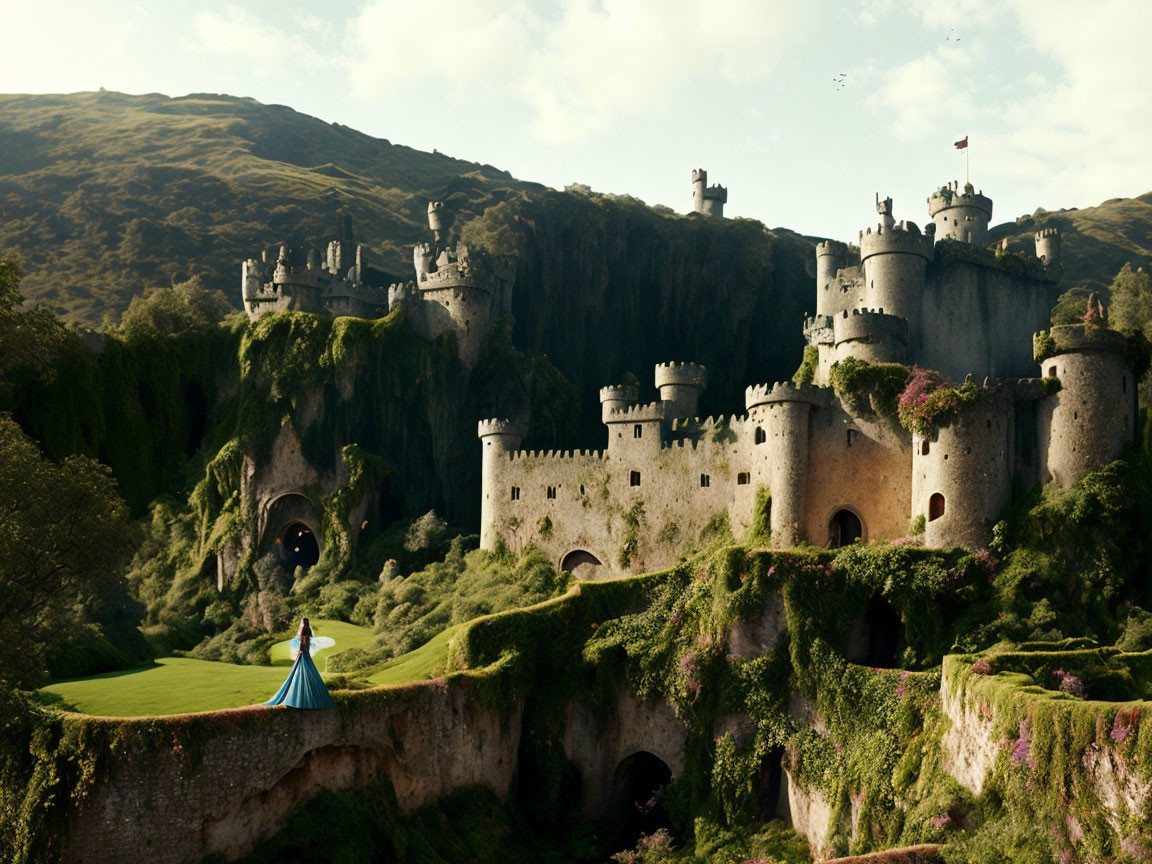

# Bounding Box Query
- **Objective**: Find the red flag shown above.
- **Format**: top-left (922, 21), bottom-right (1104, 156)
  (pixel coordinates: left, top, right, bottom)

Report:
top-left (954, 136), bottom-right (969, 149)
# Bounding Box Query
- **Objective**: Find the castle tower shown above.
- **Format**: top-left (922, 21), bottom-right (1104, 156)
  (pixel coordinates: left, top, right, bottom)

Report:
top-left (691, 168), bottom-right (728, 218)
top-left (831, 309), bottom-right (908, 366)
top-left (326, 240), bottom-right (344, 276)
top-left (911, 393), bottom-right (1013, 550)
top-left (928, 181), bottom-right (993, 245)
top-left (815, 240), bottom-right (850, 318)
top-left (1036, 323), bottom-right (1137, 488)
top-left (478, 418), bottom-right (529, 551)
top-left (746, 382), bottom-right (822, 548)
top-left (599, 383), bottom-right (640, 422)
top-left (1034, 228), bottom-right (1063, 282)
top-left (428, 201), bottom-right (446, 251)
top-left (604, 401), bottom-right (665, 454)
top-left (859, 199), bottom-right (933, 327)
top-left (654, 362), bottom-right (707, 419)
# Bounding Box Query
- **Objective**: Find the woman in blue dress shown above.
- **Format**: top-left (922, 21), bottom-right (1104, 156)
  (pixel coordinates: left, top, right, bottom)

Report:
top-left (265, 617), bottom-right (335, 709)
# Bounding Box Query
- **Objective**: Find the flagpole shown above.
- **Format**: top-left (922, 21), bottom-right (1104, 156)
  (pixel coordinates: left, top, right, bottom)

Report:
top-left (966, 139), bottom-right (970, 186)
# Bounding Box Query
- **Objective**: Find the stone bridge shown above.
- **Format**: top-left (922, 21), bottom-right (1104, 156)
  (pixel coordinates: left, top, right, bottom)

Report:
top-left (61, 679), bottom-right (689, 864)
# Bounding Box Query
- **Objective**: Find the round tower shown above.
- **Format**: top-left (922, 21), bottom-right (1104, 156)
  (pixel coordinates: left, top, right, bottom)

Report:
top-left (599, 383), bottom-right (640, 422)
top-left (928, 181), bottom-right (993, 245)
top-left (654, 362), bottom-right (707, 418)
top-left (1034, 228), bottom-right (1063, 282)
top-left (691, 168), bottom-right (727, 217)
top-left (859, 213), bottom-right (932, 326)
top-left (911, 394), bottom-right (1012, 550)
top-left (478, 418), bottom-right (529, 551)
top-left (1037, 324), bottom-right (1136, 488)
top-left (746, 382), bottom-right (822, 548)
top-left (832, 308), bottom-right (908, 366)
top-left (816, 240), bottom-right (849, 317)
top-left (428, 201), bottom-right (446, 246)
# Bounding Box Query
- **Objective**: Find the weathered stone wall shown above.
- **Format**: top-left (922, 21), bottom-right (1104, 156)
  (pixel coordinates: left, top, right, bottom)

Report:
top-left (918, 253), bottom-right (1050, 381)
top-left (62, 682), bottom-right (524, 864)
top-left (60, 680), bottom-right (691, 864)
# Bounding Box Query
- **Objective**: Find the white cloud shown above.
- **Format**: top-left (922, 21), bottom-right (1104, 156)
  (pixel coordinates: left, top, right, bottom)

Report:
top-left (342, 0), bottom-right (814, 145)
top-left (190, 5), bottom-right (336, 76)
top-left (870, 42), bottom-right (976, 141)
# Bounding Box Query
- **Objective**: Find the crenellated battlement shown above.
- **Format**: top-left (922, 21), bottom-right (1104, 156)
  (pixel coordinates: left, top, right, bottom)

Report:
top-left (745, 381), bottom-right (824, 411)
top-left (478, 418), bottom-right (530, 439)
top-left (415, 243), bottom-right (507, 294)
top-left (859, 221), bottom-right (935, 261)
top-left (691, 168), bottom-right (727, 216)
top-left (605, 400), bottom-right (666, 424)
top-left (507, 448), bottom-right (607, 463)
top-left (817, 239), bottom-right (849, 259)
top-left (654, 362), bottom-right (707, 389)
top-left (927, 181), bottom-right (993, 218)
top-left (833, 307), bottom-right (909, 346)
top-left (1036, 323), bottom-right (1127, 361)
top-left (599, 384), bottom-right (640, 404)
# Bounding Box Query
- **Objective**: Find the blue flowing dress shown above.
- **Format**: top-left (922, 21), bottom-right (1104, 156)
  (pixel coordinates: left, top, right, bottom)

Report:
top-left (265, 628), bottom-right (335, 709)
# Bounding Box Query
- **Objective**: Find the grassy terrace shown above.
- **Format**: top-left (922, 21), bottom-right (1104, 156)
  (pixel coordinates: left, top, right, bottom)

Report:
top-left (34, 619), bottom-right (416, 716)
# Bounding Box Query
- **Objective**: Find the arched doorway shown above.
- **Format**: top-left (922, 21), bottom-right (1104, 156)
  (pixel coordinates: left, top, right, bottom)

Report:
top-left (610, 751), bottom-right (673, 851)
top-left (847, 594), bottom-right (904, 668)
top-left (829, 507), bottom-right (863, 548)
top-left (561, 549), bottom-right (603, 580)
top-left (755, 746), bottom-right (789, 822)
top-left (278, 522), bottom-right (320, 571)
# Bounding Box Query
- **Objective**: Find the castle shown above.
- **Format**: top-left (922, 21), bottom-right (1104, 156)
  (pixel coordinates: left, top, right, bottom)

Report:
top-left (478, 181), bottom-right (1138, 578)
top-left (241, 202), bottom-right (513, 367)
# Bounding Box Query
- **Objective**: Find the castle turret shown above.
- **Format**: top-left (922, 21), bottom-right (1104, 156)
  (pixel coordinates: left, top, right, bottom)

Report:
top-left (599, 383), bottom-right (640, 422)
top-left (691, 168), bottom-right (727, 218)
top-left (832, 308), bottom-right (908, 366)
top-left (604, 401), bottom-right (665, 454)
top-left (859, 199), bottom-right (933, 326)
top-left (928, 181), bottom-right (993, 245)
top-left (912, 391), bottom-right (1012, 550)
top-left (326, 240), bottom-right (344, 276)
top-left (654, 362), bottom-right (707, 419)
top-left (478, 418), bottom-right (529, 550)
top-left (746, 382), bottom-right (822, 548)
top-left (1034, 228), bottom-right (1063, 283)
top-left (428, 201), bottom-right (446, 250)
top-left (816, 240), bottom-right (850, 317)
top-left (1036, 322), bottom-right (1137, 488)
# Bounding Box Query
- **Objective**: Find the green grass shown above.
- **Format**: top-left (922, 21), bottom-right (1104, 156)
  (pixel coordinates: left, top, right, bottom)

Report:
top-left (267, 619), bottom-right (376, 669)
top-left (34, 620), bottom-right (398, 717)
top-left (367, 625), bottom-right (457, 685)
top-left (34, 657), bottom-right (295, 717)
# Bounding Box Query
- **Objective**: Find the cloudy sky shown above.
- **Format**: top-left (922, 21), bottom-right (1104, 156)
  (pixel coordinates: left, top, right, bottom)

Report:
top-left (2, 0), bottom-right (1147, 240)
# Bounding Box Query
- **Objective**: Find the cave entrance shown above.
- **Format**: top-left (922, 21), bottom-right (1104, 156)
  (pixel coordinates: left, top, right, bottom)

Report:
top-left (561, 550), bottom-right (602, 580)
top-left (278, 522), bottom-right (320, 572)
top-left (829, 508), bottom-right (863, 548)
top-left (755, 746), bottom-right (789, 822)
top-left (847, 594), bottom-right (904, 669)
top-left (609, 751), bottom-right (673, 852)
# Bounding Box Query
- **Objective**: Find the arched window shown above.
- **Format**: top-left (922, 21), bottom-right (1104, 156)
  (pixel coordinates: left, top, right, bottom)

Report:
top-left (929, 493), bottom-right (945, 522)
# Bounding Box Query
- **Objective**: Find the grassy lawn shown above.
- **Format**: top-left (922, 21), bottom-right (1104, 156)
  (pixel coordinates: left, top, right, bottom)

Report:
top-left (33, 619), bottom-right (427, 717)
top-left (35, 657), bottom-right (295, 717)
top-left (367, 626), bottom-right (457, 685)
top-left (268, 619), bottom-right (377, 669)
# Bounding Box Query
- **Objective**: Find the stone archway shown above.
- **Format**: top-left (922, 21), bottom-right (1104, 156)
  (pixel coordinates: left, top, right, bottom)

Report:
top-left (828, 506), bottom-right (864, 548)
top-left (609, 751), bottom-right (673, 850)
top-left (261, 493), bottom-right (322, 572)
top-left (561, 549), bottom-right (603, 581)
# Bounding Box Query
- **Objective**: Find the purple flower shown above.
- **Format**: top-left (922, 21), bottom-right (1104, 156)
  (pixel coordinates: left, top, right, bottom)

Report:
top-left (1011, 719), bottom-right (1032, 765)
top-left (930, 814), bottom-right (952, 829)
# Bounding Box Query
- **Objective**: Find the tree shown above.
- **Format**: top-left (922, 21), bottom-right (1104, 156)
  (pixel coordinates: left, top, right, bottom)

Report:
top-left (1107, 263), bottom-right (1152, 408)
top-left (0, 414), bottom-right (137, 686)
top-left (115, 276), bottom-right (232, 343)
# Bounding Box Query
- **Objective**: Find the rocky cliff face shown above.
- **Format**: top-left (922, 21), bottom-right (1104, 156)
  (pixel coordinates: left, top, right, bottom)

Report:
top-left (463, 189), bottom-right (814, 443)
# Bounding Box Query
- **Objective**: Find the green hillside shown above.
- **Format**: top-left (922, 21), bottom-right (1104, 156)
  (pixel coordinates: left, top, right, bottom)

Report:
top-left (0, 90), bottom-right (541, 324)
top-left (990, 192), bottom-right (1152, 308)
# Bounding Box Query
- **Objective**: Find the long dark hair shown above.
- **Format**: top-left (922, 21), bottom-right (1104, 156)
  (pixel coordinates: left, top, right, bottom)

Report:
top-left (299, 617), bottom-right (312, 638)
